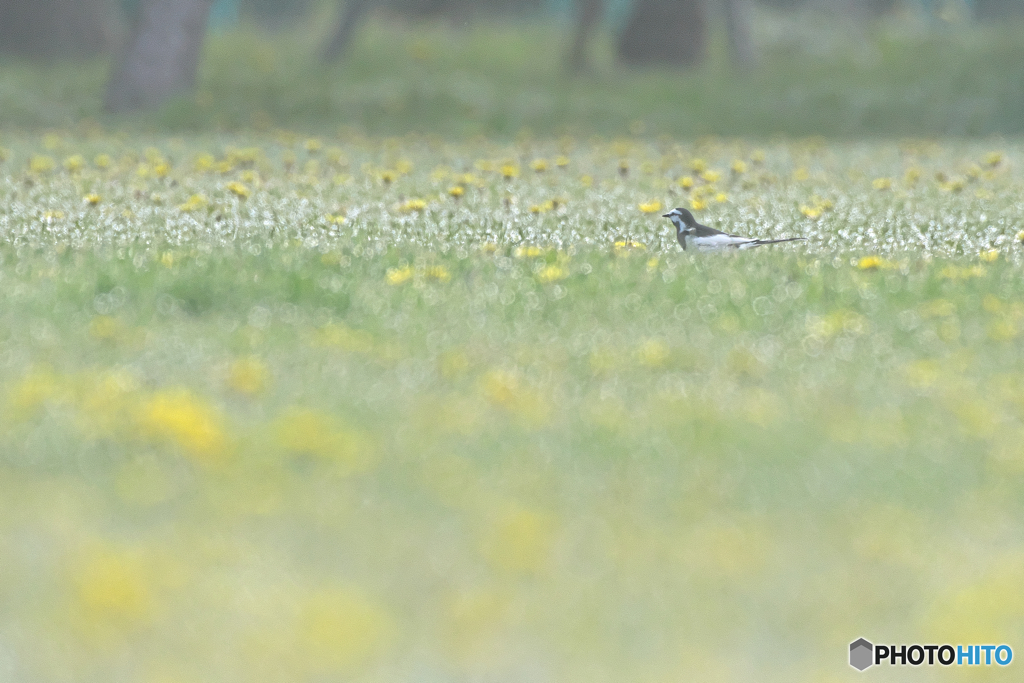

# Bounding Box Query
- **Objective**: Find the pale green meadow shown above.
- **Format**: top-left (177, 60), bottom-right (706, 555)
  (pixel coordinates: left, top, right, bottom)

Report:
top-left (2, 131), bottom-right (1024, 682)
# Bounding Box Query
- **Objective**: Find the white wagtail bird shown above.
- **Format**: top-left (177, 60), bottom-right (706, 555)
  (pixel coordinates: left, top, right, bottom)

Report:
top-left (663, 208), bottom-right (806, 251)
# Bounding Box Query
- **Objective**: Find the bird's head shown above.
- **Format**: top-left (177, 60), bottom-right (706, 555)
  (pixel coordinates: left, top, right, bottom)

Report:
top-left (662, 207), bottom-right (697, 233)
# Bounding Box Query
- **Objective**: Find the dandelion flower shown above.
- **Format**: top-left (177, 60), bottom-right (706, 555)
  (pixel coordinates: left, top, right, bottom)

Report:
top-left (63, 155), bottom-right (85, 173)
top-left (731, 159), bottom-right (747, 174)
top-left (555, 155), bottom-right (570, 168)
top-left (514, 246), bottom-right (544, 258)
top-left (857, 256), bottom-right (894, 270)
top-left (94, 153), bottom-right (112, 169)
top-left (398, 198), bottom-right (428, 213)
top-left (426, 266), bottom-right (451, 283)
top-left (678, 175), bottom-right (694, 190)
top-left (227, 357), bottom-right (269, 396)
top-left (178, 194), bottom-right (207, 212)
top-left (984, 151), bottom-right (1003, 167)
top-left (386, 266), bottom-right (414, 285)
top-left (536, 265), bottom-right (567, 283)
top-left (530, 158), bottom-right (549, 173)
top-left (501, 164), bottom-right (520, 179)
top-left (29, 155), bottom-right (55, 174)
top-left (226, 181), bottom-right (251, 199)
top-left (448, 186), bottom-right (465, 198)
top-left (83, 193), bottom-right (101, 206)
top-left (638, 200), bottom-right (662, 214)
top-left (872, 177), bottom-right (892, 191)
top-left (980, 249), bottom-right (999, 262)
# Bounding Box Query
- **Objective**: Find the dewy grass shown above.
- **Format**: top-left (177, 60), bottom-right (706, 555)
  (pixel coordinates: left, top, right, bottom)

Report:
top-left (2, 132), bottom-right (1024, 681)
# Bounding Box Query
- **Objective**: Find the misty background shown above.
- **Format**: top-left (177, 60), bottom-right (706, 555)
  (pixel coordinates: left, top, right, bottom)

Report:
top-left (0, 0), bottom-right (1023, 136)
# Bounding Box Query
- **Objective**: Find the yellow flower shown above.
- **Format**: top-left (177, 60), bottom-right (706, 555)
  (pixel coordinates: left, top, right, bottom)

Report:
top-left (700, 169), bottom-right (721, 183)
top-left (226, 181), bottom-right (251, 198)
top-left (555, 155), bottom-right (570, 168)
top-left (731, 159), bottom-right (747, 174)
top-left (904, 167), bottom-right (922, 185)
top-left (872, 177), bottom-right (892, 191)
top-left (398, 198), bottom-right (427, 213)
top-left (536, 265), bottom-right (567, 283)
top-left (273, 408), bottom-right (375, 472)
top-left (530, 158), bottom-right (549, 172)
top-left (63, 154), bottom-right (85, 173)
top-left (385, 266), bottom-right (413, 285)
top-left (447, 185), bottom-right (465, 198)
top-left (638, 338), bottom-right (669, 367)
top-left (980, 249), bottom-right (999, 263)
top-left (580, 174), bottom-right (593, 187)
top-left (425, 265), bottom-right (451, 282)
top-left (792, 167), bottom-right (810, 181)
top-left (613, 240), bottom-right (646, 253)
top-left (227, 357), bottom-right (269, 396)
top-left (295, 588), bottom-right (396, 674)
top-left (690, 158), bottom-right (707, 173)
top-left (984, 151), bottom-right (1003, 167)
top-left (89, 315), bottom-right (120, 341)
top-left (304, 138), bottom-right (323, 153)
top-left (678, 175), bottom-right (694, 189)
top-left (83, 193), bottom-right (101, 206)
top-left (396, 159), bottom-right (413, 174)
top-left (530, 200), bottom-right (554, 214)
top-left (140, 389), bottom-right (229, 464)
top-left (690, 198), bottom-right (706, 211)
top-left (514, 246), bottom-right (543, 258)
top-left (75, 549), bottom-right (155, 629)
top-left (326, 213), bottom-right (346, 225)
top-left (500, 164), bottom-right (519, 179)
top-left (800, 205), bottom-right (821, 219)
top-left (857, 256), bottom-right (889, 270)
top-left (178, 194), bottom-right (207, 212)
top-left (379, 169), bottom-right (397, 184)
top-left (715, 192), bottom-right (728, 203)
top-left (93, 153), bottom-right (112, 169)
top-left (42, 210), bottom-right (65, 222)
top-left (479, 505), bottom-right (555, 575)
top-left (638, 200), bottom-right (662, 214)
top-left (29, 155), bottom-right (55, 174)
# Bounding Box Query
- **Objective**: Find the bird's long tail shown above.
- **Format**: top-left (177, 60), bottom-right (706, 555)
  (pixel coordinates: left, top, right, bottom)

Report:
top-left (750, 237), bottom-right (806, 246)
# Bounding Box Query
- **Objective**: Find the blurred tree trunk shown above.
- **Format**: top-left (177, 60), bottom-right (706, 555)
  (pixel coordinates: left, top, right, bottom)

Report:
top-left (617, 0), bottom-right (706, 67)
top-left (724, 0), bottom-right (756, 70)
top-left (0, 0), bottom-right (113, 60)
top-left (104, 0), bottom-right (214, 112)
top-left (566, 0), bottom-right (602, 74)
top-left (322, 0), bottom-right (373, 63)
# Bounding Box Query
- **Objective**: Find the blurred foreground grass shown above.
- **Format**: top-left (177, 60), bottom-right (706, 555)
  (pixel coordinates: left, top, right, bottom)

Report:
top-left (2, 133), bottom-right (1024, 681)
top-left (3, 13), bottom-right (1024, 136)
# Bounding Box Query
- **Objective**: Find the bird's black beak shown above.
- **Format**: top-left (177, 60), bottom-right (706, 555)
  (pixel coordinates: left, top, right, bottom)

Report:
top-left (662, 213), bottom-right (672, 218)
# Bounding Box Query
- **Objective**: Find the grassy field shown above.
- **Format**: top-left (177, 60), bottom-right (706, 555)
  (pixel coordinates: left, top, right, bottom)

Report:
top-left (1, 130), bottom-right (1024, 682)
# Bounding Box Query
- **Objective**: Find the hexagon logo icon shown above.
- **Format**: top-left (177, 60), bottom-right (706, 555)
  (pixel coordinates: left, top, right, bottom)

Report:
top-left (850, 638), bottom-right (874, 671)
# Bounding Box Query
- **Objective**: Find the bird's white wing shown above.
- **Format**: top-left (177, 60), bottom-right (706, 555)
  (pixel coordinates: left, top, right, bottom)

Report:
top-left (691, 234), bottom-right (757, 249)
